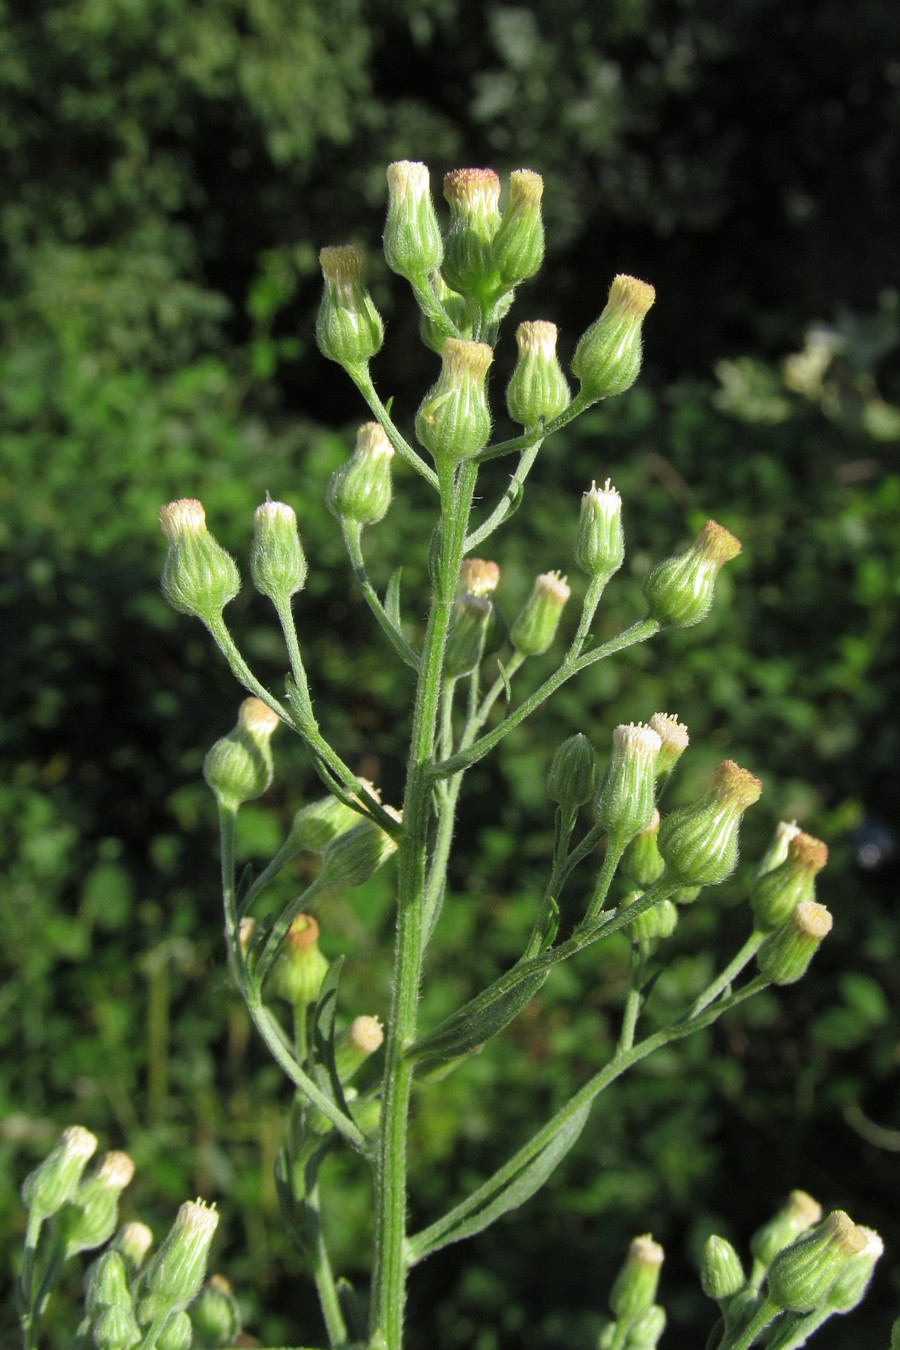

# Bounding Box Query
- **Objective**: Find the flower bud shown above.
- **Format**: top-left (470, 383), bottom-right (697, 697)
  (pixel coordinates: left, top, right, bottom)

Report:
top-left (271, 915), bottom-right (330, 1008)
top-left (143, 1199), bottom-right (219, 1316)
top-left (457, 558), bottom-right (500, 597)
top-left (384, 161), bottom-right (444, 281)
top-left (754, 820), bottom-right (802, 882)
top-left (442, 168), bottom-right (502, 301)
top-left (327, 422), bottom-right (395, 526)
top-left (757, 900), bottom-right (833, 985)
top-left (492, 169), bottom-right (545, 287)
top-left (643, 519), bottom-right (741, 629)
top-left (548, 733), bottom-right (597, 809)
top-left (58, 1150), bottom-right (135, 1259)
top-left (621, 810), bottom-right (666, 889)
top-left (286, 794), bottom-right (362, 855)
top-left (671, 884), bottom-right (703, 905)
top-left (316, 245), bottom-right (384, 369)
top-left (766, 1210), bottom-right (868, 1314)
top-left (751, 831), bottom-right (828, 933)
top-left (701, 1235), bottom-right (746, 1302)
top-left (751, 1191), bottom-right (823, 1271)
top-left (506, 320), bottom-right (571, 428)
top-left (625, 1304), bottom-right (666, 1348)
top-left (648, 713), bottom-right (690, 778)
top-left (657, 760), bottom-right (762, 886)
top-left (335, 1014), bottom-right (384, 1083)
top-left (627, 894), bottom-right (678, 946)
top-left (510, 571), bottom-right (571, 656)
top-left (92, 1301), bottom-right (142, 1350)
top-left (191, 1274), bottom-right (242, 1349)
top-left (609, 1233), bottom-right (665, 1324)
top-left (85, 1250), bottom-right (132, 1315)
top-left (574, 479), bottom-right (624, 580)
top-left (203, 697), bottom-right (281, 814)
top-left (160, 499), bottom-right (240, 626)
top-left (823, 1225), bottom-right (882, 1313)
top-left (156, 1310), bottom-right (193, 1350)
top-left (319, 810), bottom-right (401, 890)
top-left (112, 1221), bottom-right (154, 1274)
top-left (250, 498), bottom-right (307, 603)
top-left (571, 274), bottom-right (656, 401)
top-left (415, 338), bottom-right (493, 464)
top-left (595, 723), bottom-right (662, 846)
top-left (21, 1125), bottom-right (97, 1222)
top-left (444, 593), bottom-right (493, 678)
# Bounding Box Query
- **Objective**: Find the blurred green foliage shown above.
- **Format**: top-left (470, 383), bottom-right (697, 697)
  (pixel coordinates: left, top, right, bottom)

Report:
top-left (2, 1), bottom-right (900, 1347)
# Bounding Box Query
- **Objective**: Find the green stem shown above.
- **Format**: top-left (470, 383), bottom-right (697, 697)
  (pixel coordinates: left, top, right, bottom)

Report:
top-left (369, 457), bottom-right (479, 1350)
top-left (409, 274), bottom-right (461, 343)
top-left (464, 441), bottom-right (544, 552)
top-left (348, 367), bottom-right (440, 490)
top-left (582, 835), bottom-right (627, 925)
top-left (618, 945), bottom-right (646, 1054)
top-left (474, 389), bottom-right (594, 464)
top-left (138, 1310), bottom-right (170, 1350)
top-left (17, 1213), bottom-right (43, 1350)
top-left (721, 1296), bottom-right (781, 1350)
top-left (689, 931), bottom-right (766, 1020)
top-left (306, 1180), bottom-right (349, 1348)
top-left (340, 521), bottom-right (419, 669)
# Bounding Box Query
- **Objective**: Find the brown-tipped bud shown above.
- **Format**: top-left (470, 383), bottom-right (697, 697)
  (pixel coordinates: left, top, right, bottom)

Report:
top-left (384, 160), bottom-right (443, 281)
top-left (595, 722), bottom-right (662, 846)
top-left (575, 479), bottom-right (625, 580)
top-left (751, 1191), bottom-right (823, 1272)
top-left (415, 337), bottom-right (493, 464)
top-left (335, 1014), bottom-right (384, 1083)
top-left (658, 760), bottom-right (762, 886)
top-left (327, 422), bottom-right (395, 526)
top-left (492, 169), bottom-right (545, 287)
top-left (757, 900), bottom-right (833, 985)
top-left (621, 809), bottom-right (666, 889)
top-left (766, 1210), bottom-right (868, 1314)
top-left (250, 498), bottom-right (307, 603)
top-left (609, 1233), bottom-right (665, 1323)
top-left (457, 558), bottom-right (500, 597)
top-left (271, 915), bottom-right (330, 1008)
top-left (160, 499), bottom-right (241, 626)
top-left (442, 168), bottom-right (502, 301)
top-left (751, 831), bottom-right (829, 932)
top-left (644, 519), bottom-right (742, 629)
top-left (648, 713), bottom-right (690, 778)
top-left (316, 245), bottom-right (384, 370)
top-left (203, 697), bottom-right (281, 814)
top-left (506, 320), bottom-right (571, 428)
top-left (572, 274), bottom-right (656, 401)
top-left (510, 571), bottom-right (571, 656)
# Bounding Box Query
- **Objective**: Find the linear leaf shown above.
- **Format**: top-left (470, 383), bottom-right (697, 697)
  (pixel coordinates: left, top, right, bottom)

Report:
top-left (406, 966), bottom-right (548, 1063)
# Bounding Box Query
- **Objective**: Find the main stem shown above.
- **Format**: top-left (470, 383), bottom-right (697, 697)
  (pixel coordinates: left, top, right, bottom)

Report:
top-left (368, 458), bottom-right (477, 1350)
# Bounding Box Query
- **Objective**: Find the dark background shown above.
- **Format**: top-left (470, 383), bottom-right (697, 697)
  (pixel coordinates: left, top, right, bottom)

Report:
top-left (2, 1), bottom-right (900, 1346)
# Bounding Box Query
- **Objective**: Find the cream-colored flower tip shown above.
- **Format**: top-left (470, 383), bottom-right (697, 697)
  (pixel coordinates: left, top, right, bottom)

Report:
top-left (515, 320), bottom-right (559, 355)
top-left (607, 274), bottom-right (657, 318)
top-left (508, 168), bottom-right (544, 204)
top-left (61, 1125), bottom-right (99, 1160)
top-left (786, 1190), bottom-right (823, 1227)
top-left (774, 820), bottom-right (803, 849)
top-left (649, 712), bottom-right (690, 756)
top-left (697, 519), bottom-right (742, 565)
top-left (630, 1233), bottom-right (665, 1266)
top-left (536, 571), bottom-right (571, 603)
top-left (237, 697), bottom-right (281, 738)
top-left (386, 160), bottom-right (430, 200)
top-left (443, 167), bottom-right (502, 212)
top-left (584, 478), bottom-right (622, 516)
top-left (458, 558), bottom-right (501, 596)
top-left (793, 901), bottom-right (833, 940)
top-left (349, 1015), bottom-right (384, 1054)
top-left (613, 721), bottom-right (663, 760)
top-left (710, 760), bottom-right (763, 807)
top-left (178, 1198), bottom-right (219, 1238)
top-left (356, 422), bottom-right (394, 459)
top-left (254, 499), bottom-right (297, 527)
top-left (441, 337), bottom-right (494, 378)
top-left (160, 498), bottom-right (206, 540)
top-left (97, 1151), bottom-right (135, 1188)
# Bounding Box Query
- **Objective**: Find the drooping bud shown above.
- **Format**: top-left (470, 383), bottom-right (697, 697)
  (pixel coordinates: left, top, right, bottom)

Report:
top-left (191, 1274), bottom-right (242, 1349)
top-left (442, 168), bottom-right (502, 301)
top-left (319, 809), bottom-right (401, 890)
top-left (701, 1236), bottom-right (746, 1302)
top-left (595, 722), bottom-right (662, 846)
top-left (571, 274), bottom-right (656, 401)
top-left (415, 338), bottom-right (493, 464)
top-left (271, 915), bottom-right (330, 1008)
top-left (286, 793), bottom-right (362, 855)
top-left (574, 479), bottom-right (625, 580)
top-left (643, 519), bottom-right (742, 629)
top-left (250, 498), bottom-right (307, 603)
top-left (609, 1234), bottom-right (665, 1324)
top-left (58, 1150), bottom-right (135, 1259)
top-left (142, 1199), bottom-right (219, 1318)
top-left (648, 713), bottom-right (690, 779)
top-left (756, 900), bottom-right (833, 985)
top-left (21, 1125), bottom-right (98, 1223)
top-left (627, 894), bottom-right (678, 946)
top-left (754, 820), bottom-right (802, 883)
top-left (160, 500), bottom-right (241, 626)
top-left (112, 1221), bottom-right (154, 1274)
top-left (506, 320), bottom-right (571, 428)
top-left (155, 1310), bottom-right (193, 1350)
top-left (444, 593), bottom-right (493, 678)
top-left (457, 558), bottom-right (500, 597)
top-left (384, 161), bottom-right (444, 281)
top-left (766, 1210), bottom-right (868, 1314)
top-left (335, 1015), bottom-right (384, 1083)
top-left (316, 245), bottom-right (384, 369)
top-left (510, 571), bottom-right (571, 656)
top-left (823, 1225), bottom-right (882, 1313)
top-left (492, 169), bottom-right (545, 287)
top-left (203, 697), bottom-right (281, 814)
top-left (751, 1191), bottom-right (823, 1272)
top-left (621, 809), bottom-right (666, 889)
top-left (751, 831), bottom-right (829, 933)
top-left (547, 733), bottom-right (597, 809)
top-left (657, 760), bottom-right (762, 887)
top-left (327, 422), bottom-right (395, 526)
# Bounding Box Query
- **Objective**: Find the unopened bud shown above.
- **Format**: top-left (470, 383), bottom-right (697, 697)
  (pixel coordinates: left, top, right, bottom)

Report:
top-left (824, 1225), bottom-right (882, 1313)
top-left (457, 558), bottom-right (500, 596)
top-left (191, 1274), bottom-right (242, 1348)
top-left (85, 1250), bottom-right (132, 1314)
top-left (492, 169), bottom-right (545, 287)
top-left (335, 1015), bottom-right (384, 1083)
top-left (113, 1221), bottom-right (154, 1274)
top-left (627, 894), bottom-right (678, 946)
top-left (701, 1235), bottom-right (746, 1302)
top-left (621, 810), bottom-right (666, 889)
top-left (58, 1150), bottom-right (135, 1258)
top-left (320, 810), bottom-right (401, 890)
top-left (757, 900), bottom-right (833, 985)
top-left (648, 713), bottom-right (690, 778)
top-left (286, 793), bottom-right (362, 855)
top-left (271, 915), bottom-right (330, 1008)
top-left (754, 820), bottom-right (802, 882)
top-left (144, 1199), bottom-right (219, 1316)
top-left (766, 1210), bottom-right (867, 1313)
top-left (415, 338), bottom-right (493, 464)
top-left (327, 422), bottom-right (394, 526)
top-left (316, 245), bottom-right (384, 369)
top-left (444, 593), bottom-right (493, 678)
top-left (160, 499), bottom-right (240, 626)
top-left (203, 697), bottom-right (281, 814)
top-left (92, 1301), bottom-right (142, 1350)
top-left (609, 1233), bottom-right (665, 1323)
top-left (575, 479), bottom-right (624, 580)
top-left (21, 1125), bottom-right (97, 1223)
top-left (644, 519), bottom-right (741, 629)
top-left (572, 274), bottom-right (656, 401)
top-left (250, 498), bottom-right (307, 603)
top-left (548, 733), bottom-right (597, 809)
top-left (657, 760), bottom-right (762, 886)
top-left (384, 161), bottom-right (444, 281)
top-left (625, 1304), bottom-right (666, 1348)
top-left (751, 1191), bottom-right (823, 1271)
top-left (506, 320), bottom-right (571, 428)
top-left (442, 168), bottom-right (502, 301)
top-left (156, 1310), bottom-right (193, 1350)
top-left (595, 722), bottom-right (662, 846)
top-left (510, 571), bottom-right (571, 655)
top-left (751, 832), bottom-right (828, 932)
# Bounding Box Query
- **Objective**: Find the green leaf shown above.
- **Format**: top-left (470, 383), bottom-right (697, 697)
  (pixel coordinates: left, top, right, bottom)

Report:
top-left (406, 964), bottom-right (549, 1063)
top-left (311, 957), bottom-right (354, 1120)
top-left (384, 567), bottom-right (403, 629)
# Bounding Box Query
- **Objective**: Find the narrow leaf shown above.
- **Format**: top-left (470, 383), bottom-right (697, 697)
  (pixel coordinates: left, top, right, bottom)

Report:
top-left (311, 957), bottom-right (353, 1120)
top-left (407, 966), bottom-right (548, 1063)
top-left (384, 568), bottom-right (403, 628)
